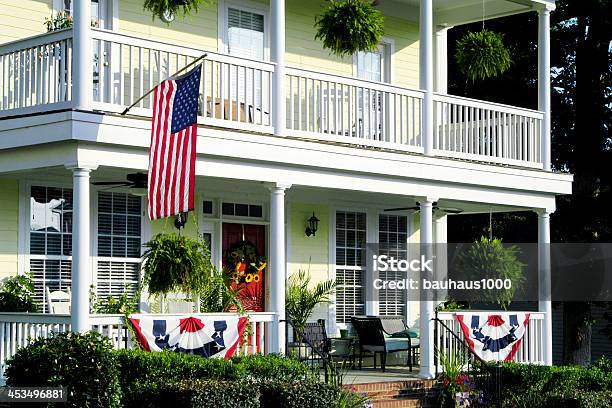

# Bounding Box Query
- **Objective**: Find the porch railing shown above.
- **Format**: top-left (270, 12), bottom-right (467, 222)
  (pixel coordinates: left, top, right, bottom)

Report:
top-left (0, 29), bottom-right (545, 169)
top-left (0, 29), bottom-right (73, 114)
top-left (0, 311), bottom-right (276, 378)
top-left (286, 67), bottom-right (424, 153)
top-left (434, 311), bottom-right (545, 374)
top-left (433, 94), bottom-right (543, 168)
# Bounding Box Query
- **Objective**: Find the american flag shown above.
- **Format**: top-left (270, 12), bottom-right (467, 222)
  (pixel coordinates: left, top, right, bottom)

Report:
top-left (147, 64), bottom-right (202, 220)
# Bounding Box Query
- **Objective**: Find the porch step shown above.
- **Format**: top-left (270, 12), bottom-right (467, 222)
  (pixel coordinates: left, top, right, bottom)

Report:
top-left (348, 379), bottom-right (439, 408)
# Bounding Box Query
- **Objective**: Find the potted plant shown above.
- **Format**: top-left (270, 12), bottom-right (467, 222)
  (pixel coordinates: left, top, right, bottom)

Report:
top-left (285, 269), bottom-right (336, 358)
top-left (455, 29), bottom-right (512, 81)
top-left (141, 233), bottom-right (214, 302)
top-left (143, 0), bottom-right (212, 22)
top-left (0, 274), bottom-right (37, 313)
top-left (314, 0), bottom-right (385, 58)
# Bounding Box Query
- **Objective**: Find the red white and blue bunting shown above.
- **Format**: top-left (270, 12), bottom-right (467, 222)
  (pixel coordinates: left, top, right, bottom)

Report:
top-left (129, 315), bottom-right (247, 359)
top-left (455, 313), bottom-right (530, 362)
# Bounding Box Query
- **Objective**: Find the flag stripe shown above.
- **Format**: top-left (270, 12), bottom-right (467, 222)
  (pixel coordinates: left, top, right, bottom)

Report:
top-left (148, 64), bottom-right (201, 220)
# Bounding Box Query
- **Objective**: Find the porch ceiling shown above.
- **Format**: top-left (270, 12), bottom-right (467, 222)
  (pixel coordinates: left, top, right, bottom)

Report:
top-left (381, 0), bottom-right (554, 26)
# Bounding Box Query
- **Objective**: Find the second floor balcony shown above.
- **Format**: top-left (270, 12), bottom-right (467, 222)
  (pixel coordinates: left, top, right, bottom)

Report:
top-left (0, 26), bottom-right (547, 170)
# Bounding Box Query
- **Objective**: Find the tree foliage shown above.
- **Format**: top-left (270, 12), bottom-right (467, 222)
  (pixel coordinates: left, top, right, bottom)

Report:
top-left (447, 0), bottom-right (612, 365)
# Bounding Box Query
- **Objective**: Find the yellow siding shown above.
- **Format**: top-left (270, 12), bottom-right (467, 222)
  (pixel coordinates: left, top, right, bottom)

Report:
top-left (288, 202), bottom-right (330, 322)
top-left (119, 0), bottom-right (218, 51)
top-left (0, 179), bottom-right (19, 280)
top-left (0, 0), bottom-right (53, 44)
top-left (0, 1), bottom-right (420, 89)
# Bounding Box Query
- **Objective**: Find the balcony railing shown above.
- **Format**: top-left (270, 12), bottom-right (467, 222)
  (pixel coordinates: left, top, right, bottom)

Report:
top-left (0, 29), bottom-right (545, 169)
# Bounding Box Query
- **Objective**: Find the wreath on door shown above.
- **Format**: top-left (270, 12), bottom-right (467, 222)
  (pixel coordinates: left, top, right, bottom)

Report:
top-left (223, 240), bottom-right (267, 285)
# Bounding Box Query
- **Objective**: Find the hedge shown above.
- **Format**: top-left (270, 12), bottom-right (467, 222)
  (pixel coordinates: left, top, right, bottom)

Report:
top-left (495, 359), bottom-right (612, 408)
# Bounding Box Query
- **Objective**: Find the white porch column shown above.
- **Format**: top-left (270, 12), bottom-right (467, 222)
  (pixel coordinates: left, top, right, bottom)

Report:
top-left (420, 0), bottom-right (434, 156)
top-left (73, 0), bottom-right (93, 110)
top-left (537, 209), bottom-right (553, 365)
top-left (268, 183), bottom-right (290, 354)
top-left (419, 199), bottom-right (435, 378)
top-left (434, 27), bottom-right (449, 94)
top-left (67, 165), bottom-right (97, 332)
top-left (434, 214), bottom-right (448, 301)
top-left (271, 0), bottom-right (286, 137)
top-left (538, 8), bottom-right (552, 171)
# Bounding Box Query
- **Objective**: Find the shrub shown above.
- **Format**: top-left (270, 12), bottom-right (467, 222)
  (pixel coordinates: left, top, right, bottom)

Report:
top-left (131, 379), bottom-right (259, 408)
top-left (0, 274), bottom-right (37, 312)
top-left (231, 353), bottom-right (316, 382)
top-left (117, 350), bottom-right (316, 407)
top-left (259, 380), bottom-right (346, 408)
top-left (5, 331), bottom-right (121, 408)
top-left (498, 363), bottom-right (612, 408)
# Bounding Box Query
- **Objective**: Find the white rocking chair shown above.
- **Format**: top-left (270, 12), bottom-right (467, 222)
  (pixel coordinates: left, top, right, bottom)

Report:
top-left (46, 287), bottom-right (71, 314)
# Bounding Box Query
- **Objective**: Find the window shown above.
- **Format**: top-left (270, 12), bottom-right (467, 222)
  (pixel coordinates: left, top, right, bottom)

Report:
top-left (335, 211), bottom-right (367, 323)
top-left (202, 200), bottom-right (214, 215)
top-left (355, 43), bottom-right (390, 140)
top-left (378, 214), bottom-right (408, 317)
top-left (60, 0), bottom-right (108, 28)
top-left (29, 186), bottom-right (73, 312)
top-left (221, 202), bottom-right (264, 218)
top-left (96, 192), bottom-right (141, 303)
top-left (227, 8), bottom-right (265, 60)
top-left (226, 7), bottom-right (266, 108)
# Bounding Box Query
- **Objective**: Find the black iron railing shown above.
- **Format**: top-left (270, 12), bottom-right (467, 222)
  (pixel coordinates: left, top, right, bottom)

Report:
top-left (433, 314), bottom-right (503, 408)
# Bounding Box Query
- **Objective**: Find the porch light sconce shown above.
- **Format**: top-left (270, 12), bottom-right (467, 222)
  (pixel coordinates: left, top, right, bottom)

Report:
top-left (305, 212), bottom-right (320, 237)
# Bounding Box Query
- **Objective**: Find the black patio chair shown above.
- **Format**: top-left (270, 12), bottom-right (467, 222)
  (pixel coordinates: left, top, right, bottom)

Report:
top-left (350, 316), bottom-right (412, 372)
top-left (374, 315), bottom-right (420, 371)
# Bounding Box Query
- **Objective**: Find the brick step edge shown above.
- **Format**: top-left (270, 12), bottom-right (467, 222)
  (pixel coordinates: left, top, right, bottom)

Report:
top-left (365, 389), bottom-right (438, 401)
top-left (348, 380), bottom-right (438, 393)
top-left (371, 397), bottom-right (433, 408)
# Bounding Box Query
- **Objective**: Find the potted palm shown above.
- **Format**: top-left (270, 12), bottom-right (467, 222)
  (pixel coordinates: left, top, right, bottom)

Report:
top-left (285, 269), bottom-right (336, 358)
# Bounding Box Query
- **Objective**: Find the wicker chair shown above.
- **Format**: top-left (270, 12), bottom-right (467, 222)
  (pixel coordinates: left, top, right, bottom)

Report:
top-left (351, 316), bottom-right (412, 372)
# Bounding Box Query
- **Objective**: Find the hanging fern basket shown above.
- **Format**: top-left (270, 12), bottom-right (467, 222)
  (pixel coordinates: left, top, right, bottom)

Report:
top-left (143, 0), bottom-right (211, 23)
top-left (314, 0), bottom-right (385, 58)
top-left (455, 29), bottom-right (512, 81)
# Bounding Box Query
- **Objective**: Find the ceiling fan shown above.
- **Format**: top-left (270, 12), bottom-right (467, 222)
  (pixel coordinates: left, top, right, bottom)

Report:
top-left (92, 172), bottom-right (148, 196)
top-left (384, 201), bottom-right (463, 214)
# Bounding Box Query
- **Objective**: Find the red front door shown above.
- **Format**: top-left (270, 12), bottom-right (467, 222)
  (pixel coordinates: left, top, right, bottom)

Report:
top-left (222, 223), bottom-right (266, 312)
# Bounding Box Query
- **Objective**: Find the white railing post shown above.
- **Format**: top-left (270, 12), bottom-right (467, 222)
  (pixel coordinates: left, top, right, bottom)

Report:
top-left (271, 0), bottom-right (286, 137)
top-left (538, 7), bottom-right (552, 171)
top-left (419, 198), bottom-right (436, 378)
top-left (537, 209), bottom-right (553, 365)
top-left (73, 0), bottom-right (93, 110)
top-left (420, 0), bottom-right (434, 155)
top-left (66, 164), bottom-right (97, 333)
top-left (268, 183), bottom-right (290, 354)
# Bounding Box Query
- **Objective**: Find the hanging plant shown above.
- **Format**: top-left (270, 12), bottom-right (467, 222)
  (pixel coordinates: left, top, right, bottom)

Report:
top-left (141, 233), bottom-right (214, 296)
top-left (143, 0), bottom-right (212, 23)
top-left (314, 0), bottom-right (385, 58)
top-left (455, 29), bottom-right (512, 81)
top-left (453, 236), bottom-right (525, 309)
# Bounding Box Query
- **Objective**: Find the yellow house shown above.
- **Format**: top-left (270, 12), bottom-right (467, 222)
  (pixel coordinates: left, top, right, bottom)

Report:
top-left (0, 0), bottom-right (569, 380)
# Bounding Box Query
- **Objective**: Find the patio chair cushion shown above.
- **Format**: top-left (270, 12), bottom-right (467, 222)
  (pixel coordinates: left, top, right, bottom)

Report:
top-left (389, 328), bottom-right (419, 339)
top-left (384, 338), bottom-right (410, 352)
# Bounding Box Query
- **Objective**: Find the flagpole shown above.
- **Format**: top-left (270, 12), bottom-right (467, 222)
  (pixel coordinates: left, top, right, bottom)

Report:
top-left (120, 53), bottom-right (207, 116)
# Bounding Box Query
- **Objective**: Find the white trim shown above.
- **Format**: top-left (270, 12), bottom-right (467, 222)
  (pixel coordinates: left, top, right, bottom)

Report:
top-left (218, 0), bottom-right (271, 61)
